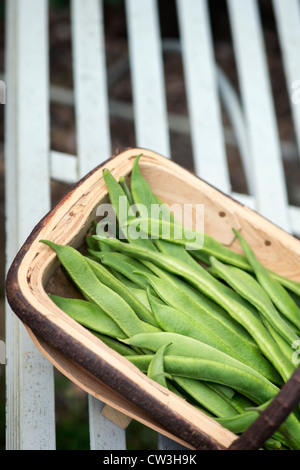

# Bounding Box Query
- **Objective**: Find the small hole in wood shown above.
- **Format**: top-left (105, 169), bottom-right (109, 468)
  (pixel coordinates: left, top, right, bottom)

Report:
top-left (219, 211), bottom-right (226, 218)
top-left (265, 240), bottom-right (271, 246)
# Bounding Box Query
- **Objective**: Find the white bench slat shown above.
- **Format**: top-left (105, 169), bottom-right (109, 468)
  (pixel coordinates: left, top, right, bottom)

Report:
top-left (176, 0), bottom-right (231, 193)
top-left (125, 0), bottom-right (187, 450)
top-left (71, 0), bottom-right (111, 178)
top-left (288, 204), bottom-right (300, 238)
top-left (233, 192), bottom-right (300, 237)
top-left (50, 151), bottom-right (78, 184)
top-left (5, 0), bottom-right (55, 450)
top-left (88, 396), bottom-right (127, 450)
top-left (272, 0), bottom-right (300, 157)
top-left (217, 66), bottom-right (255, 196)
top-left (71, 0), bottom-right (127, 450)
top-left (125, 0), bottom-right (171, 157)
top-left (227, 0), bottom-right (290, 231)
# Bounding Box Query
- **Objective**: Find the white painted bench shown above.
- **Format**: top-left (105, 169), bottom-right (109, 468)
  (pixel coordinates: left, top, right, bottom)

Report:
top-left (4, 0), bottom-right (300, 449)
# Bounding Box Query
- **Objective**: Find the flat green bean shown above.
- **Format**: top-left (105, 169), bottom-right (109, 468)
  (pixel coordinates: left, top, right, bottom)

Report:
top-left (172, 377), bottom-right (239, 419)
top-left (270, 272), bottom-right (300, 298)
top-left (147, 343), bottom-right (172, 387)
top-left (137, 269), bottom-right (278, 380)
top-left (125, 284), bottom-right (152, 310)
top-left (126, 354), bottom-right (279, 405)
top-left (130, 155), bottom-right (300, 300)
top-left (144, 285), bottom-right (280, 383)
top-left (85, 234), bottom-right (101, 252)
top-left (146, 289), bottom-right (251, 363)
top-left (202, 383), bottom-right (248, 415)
top-left (261, 316), bottom-right (297, 367)
top-left (94, 235), bottom-right (294, 382)
top-left (215, 402), bottom-right (300, 450)
top-left (130, 154), bottom-right (209, 270)
top-left (130, 157), bottom-right (300, 298)
top-left (209, 256), bottom-right (299, 346)
top-left (127, 217), bottom-right (251, 271)
top-left (262, 438), bottom-right (282, 450)
top-left (92, 332), bottom-right (138, 356)
top-left (84, 256), bottom-right (159, 327)
top-left (50, 294), bottom-right (127, 339)
top-left (95, 251), bottom-right (154, 290)
top-left (41, 241), bottom-right (159, 337)
top-left (98, 239), bottom-right (114, 253)
top-left (139, 258), bottom-right (258, 349)
top-left (126, 351), bottom-right (287, 440)
top-left (121, 332), bottom-right (281, 385)
top-left (103, 167), bottom-right (155, 251)
top-left (166, 381), bottom-right (187, 400)
top-left (130, 154), bottom-right (172, 225)
top-left (233, 229), bottom-right (300, 332)
top-left (126, 332), bottom-right (240, 418)
top-left (210, 384), bottom-right (235, 401)
top-left (119, 175), bottom-right (134, 206)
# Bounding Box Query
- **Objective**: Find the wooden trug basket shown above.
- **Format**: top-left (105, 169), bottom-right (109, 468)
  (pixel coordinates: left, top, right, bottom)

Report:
top-left (6, 148), bottom-right (300, 450)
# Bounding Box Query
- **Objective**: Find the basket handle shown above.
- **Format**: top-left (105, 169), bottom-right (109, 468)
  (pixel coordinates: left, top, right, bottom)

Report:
top-left (228, 364), bottom-right (300, 450)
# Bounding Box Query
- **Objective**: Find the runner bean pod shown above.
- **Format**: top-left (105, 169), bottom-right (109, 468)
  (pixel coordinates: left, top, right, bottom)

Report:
top-left (94, 235), bottom-right (294, 382)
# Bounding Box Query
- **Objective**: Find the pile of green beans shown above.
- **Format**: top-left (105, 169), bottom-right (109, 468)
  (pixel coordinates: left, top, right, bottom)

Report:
top-left (42, 154), bottom-right (300, 450)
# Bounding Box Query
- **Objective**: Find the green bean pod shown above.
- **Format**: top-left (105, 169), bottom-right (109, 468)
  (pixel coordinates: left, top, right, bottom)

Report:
top-left (125, 329), bottom-right (242, 413)
top-left (119, 175), bottom-right (134, 206)
top-left (40, 241), bottom-right (159, 337)
top-left (260, 316), bottom-right (297, 367)
top-left (98, 239), bottom-right (114, 253)
top-left (146, 290), bottom-right (250, 362)
top-left (125, 285), bottom-right (152, 310)
top-left (147, 343), bottom-right (172, 387)
top-left (209, 256), bottom-right (299, 346)
top-left (270, 272), bottom-right (300, 299)
top-left (92, 332), bottom-right (139, 357)
top-left (130, 154), bottom-right (211, 270)
top-left (121, 332), bottom-right (281, 386)
top-left (127, 217), bottom-right (251, 271)
top-left (211, 383), bottom-right (235, 401)
top-left (130, 154), bottom-right (172, 225)
top-left (95, 251), bottom-right (154, 290)
top-left (136, 270), bottom-right (279, 382)
top-left (127, 354), bottom-right (279, 405)
top-left (50, 295), bottom-right (127, 339)
top-left (139, 259), bottom-right (258, 349)
top-left (103, 167), bottom-right (155, 251)
top-left (130, 155), bottom-right (300, 301)
top-left (125, 349), bottom-right (283, 436)
top-left (144, 285), bottom-right (280, 384)
top-left (233, 229), bottom-right (300, 332)
top-left (84, 256), bottom-right (159, 328)
top-left (172, 377), bottom-right (239, 419)
top-left (215, 403), bottom-right (300, 450)
top-left (85, 234), bottom-right (101, 252)
top-left (94, 236), bottom-right (294, 382)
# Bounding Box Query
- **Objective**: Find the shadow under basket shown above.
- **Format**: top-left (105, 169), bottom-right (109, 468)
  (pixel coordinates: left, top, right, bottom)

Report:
top-left (6, 148), bottom-right (300, 450)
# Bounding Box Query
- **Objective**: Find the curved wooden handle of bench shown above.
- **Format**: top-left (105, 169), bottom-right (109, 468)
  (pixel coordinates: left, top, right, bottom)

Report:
top-left (229, 364), bottom-right (300, 450)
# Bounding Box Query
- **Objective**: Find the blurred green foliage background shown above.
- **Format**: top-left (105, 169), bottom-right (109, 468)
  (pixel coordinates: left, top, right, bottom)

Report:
top-left (54, 372), bottom-right (158, 450)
